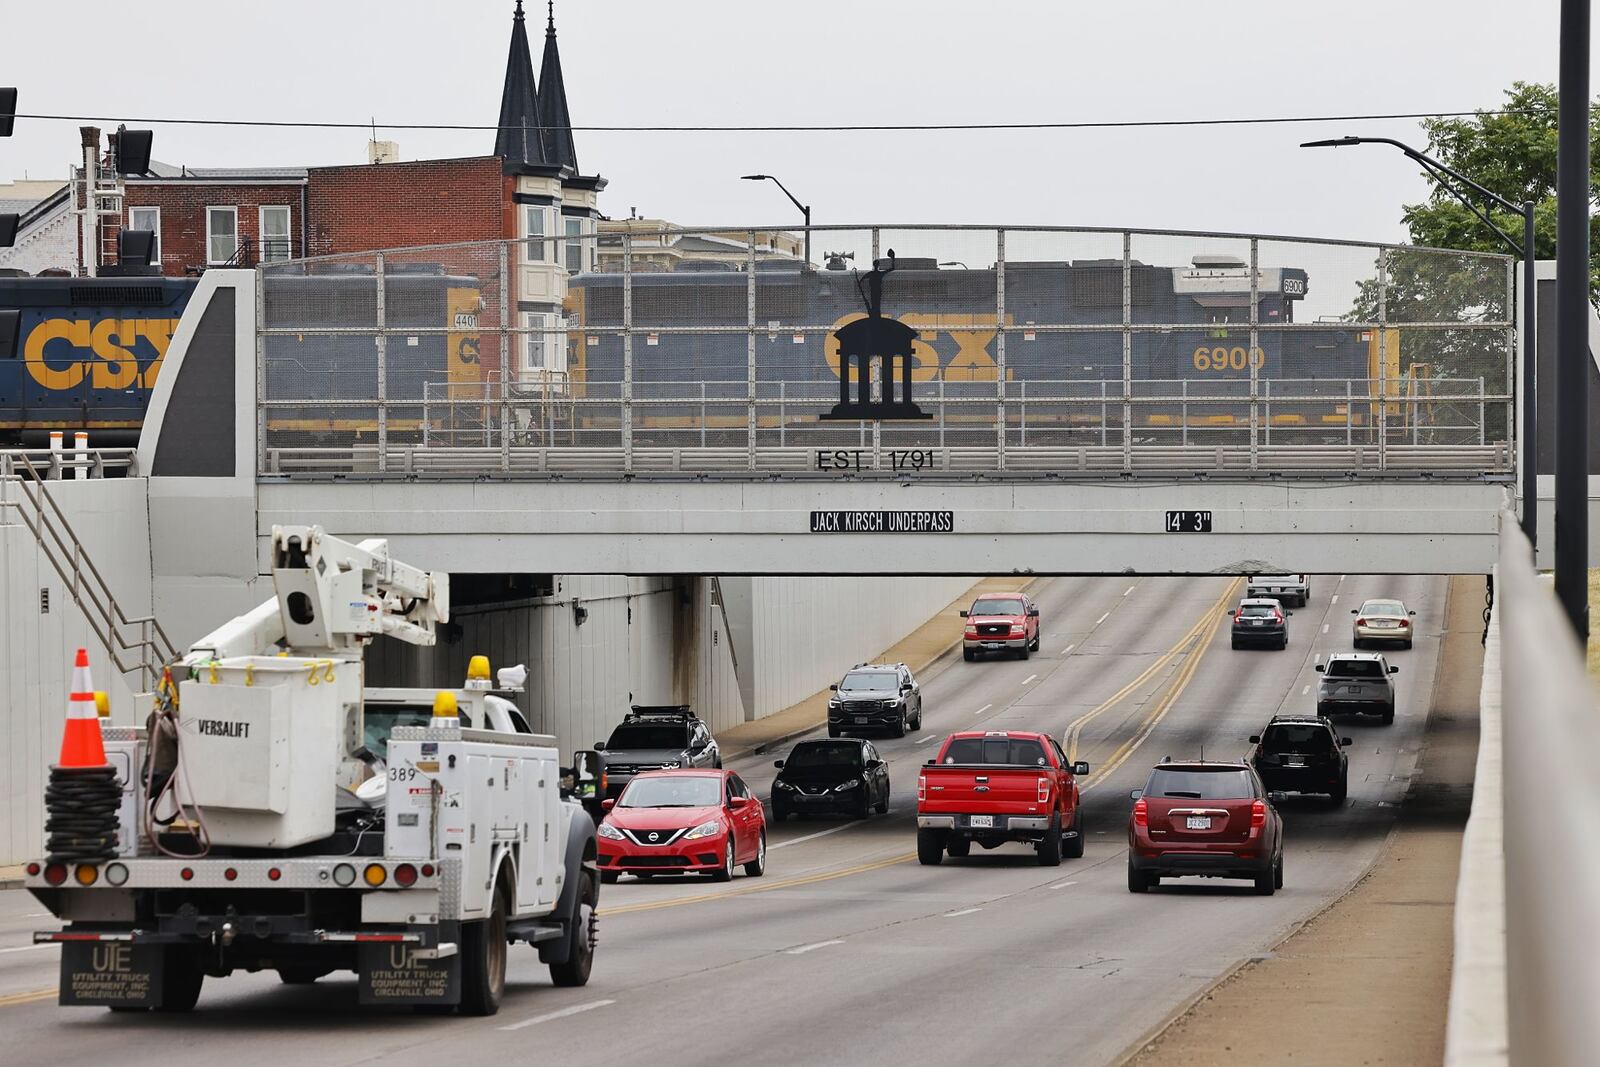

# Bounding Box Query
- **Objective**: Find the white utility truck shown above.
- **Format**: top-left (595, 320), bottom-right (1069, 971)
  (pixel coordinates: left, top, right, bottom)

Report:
top-left (25, 525), bottom-right (599, 1015)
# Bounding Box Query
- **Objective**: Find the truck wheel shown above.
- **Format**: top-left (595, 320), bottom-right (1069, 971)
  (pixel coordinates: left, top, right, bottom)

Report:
top-left (1065, 809), bottom-right (1085, 859)
top-left (459, 884), bottom-right (509, 1016)
top-left (963, 649), bottom-right (975, 662)
top-left (917, 829), bottom-right (945, 866)
top-left (549, 871), bottom-right (597, 988)
top-left (600, 870), bottom-right (619, 884)
top-left (945, 837), bottom-right (970, 858)
top-left (743, 831), bottom-right (767, 877)
top-left (155, 949), bottom-right (205, 1012)
top-left (1017, 644), bottom-right (1031, 661)
top-left (711, 838), bottom-right (735, 882)
top-left (1036, 826), bottom-right (1063, 867)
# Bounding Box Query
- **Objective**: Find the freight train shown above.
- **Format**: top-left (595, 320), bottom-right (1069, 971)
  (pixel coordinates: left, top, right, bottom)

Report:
top-left (0, 272), bottom-right (484, 445)
top-left (2, 255), bottom-right (1409, 447)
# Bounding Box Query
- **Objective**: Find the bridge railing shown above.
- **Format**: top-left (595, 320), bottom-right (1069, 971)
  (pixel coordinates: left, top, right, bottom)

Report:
top-left (256, 224), bottom-right (1515, 479)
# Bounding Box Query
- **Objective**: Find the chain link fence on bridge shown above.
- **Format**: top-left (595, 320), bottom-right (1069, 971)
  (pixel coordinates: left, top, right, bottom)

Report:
top-left (255, 225), bottom-right (1514, 477)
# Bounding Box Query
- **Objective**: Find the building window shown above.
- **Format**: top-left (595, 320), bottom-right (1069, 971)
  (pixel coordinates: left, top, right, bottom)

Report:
top-left (522, 312), bottom-right (568, 378)
top-left (564, 217), bottom-right (586, 274)
top-left (206, 207), bottom-right (238, 265)
top-left (259, 205), bottom-right (292, 262)
top-left (523, 205), bottom-right (549, 263)
top-left (128, 206), bottom-right (161, 264)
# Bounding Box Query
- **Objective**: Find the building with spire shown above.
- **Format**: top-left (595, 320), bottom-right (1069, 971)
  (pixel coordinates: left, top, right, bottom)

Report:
top-left (499, 0), bottom-right (606, 385)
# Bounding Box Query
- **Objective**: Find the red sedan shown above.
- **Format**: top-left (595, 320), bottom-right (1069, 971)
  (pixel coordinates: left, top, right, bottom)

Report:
top-left (596, 769), bottom-right (767, 883)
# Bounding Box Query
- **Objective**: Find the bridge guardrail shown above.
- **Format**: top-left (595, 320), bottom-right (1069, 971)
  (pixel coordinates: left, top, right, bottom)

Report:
top-left (1483, 514), bottom-right (1600, 1067)
top-left (256, 224), bottom-right (1515, 478)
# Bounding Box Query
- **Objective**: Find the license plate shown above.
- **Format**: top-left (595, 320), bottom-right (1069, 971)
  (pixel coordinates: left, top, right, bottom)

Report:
top-left (1185, 815), bottom-right (1211, 830)
top-left (1249, 619), bottom-right (1263, 626)
top-left (969, 815), bottom-right (994, 828)
top-left (1285, 757), bottom-right (1306, 767)
top-left (854, 717), bottom-right (869, 724)
top-left (1341, 686), bottom-right (1363, 695)
top-left (984, 642), bottom-right (1002, 649)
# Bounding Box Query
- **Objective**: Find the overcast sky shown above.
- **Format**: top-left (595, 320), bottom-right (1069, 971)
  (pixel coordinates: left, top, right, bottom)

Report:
top-left (2, 0), bottom-right (1586, 250)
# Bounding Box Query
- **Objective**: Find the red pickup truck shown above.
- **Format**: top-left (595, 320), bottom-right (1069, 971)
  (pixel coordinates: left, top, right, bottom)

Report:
top-left (916, 730), bottom-right (1089, 866)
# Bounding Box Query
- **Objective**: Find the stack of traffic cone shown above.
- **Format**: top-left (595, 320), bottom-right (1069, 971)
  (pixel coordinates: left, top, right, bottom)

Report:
top-left (43, 648), bottom-right (120, 864)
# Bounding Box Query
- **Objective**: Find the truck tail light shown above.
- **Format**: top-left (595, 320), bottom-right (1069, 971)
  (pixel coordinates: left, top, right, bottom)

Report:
top-left (1251, 800), bottom-right (1267, 829)
top-left (917, 775), bottom-right (926, 803)
top-left (43, 863), bottom-right (67, 886)
top-left (1037, 777), bottom-right (1050, 804)
top-left (1132, 798), bottom-right (1148, 828)
top-left (394, 863), bottom-right (417, 888)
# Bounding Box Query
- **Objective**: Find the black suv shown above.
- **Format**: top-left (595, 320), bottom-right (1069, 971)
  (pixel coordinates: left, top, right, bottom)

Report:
top-left (828, 663), bottom-right (923, 738)
top-left (594, 706), bottom-right (720, 799)
top-left (1229, 598), bottom-right (1290, 650)
top-left (771, 738), bottom-right (891, 821)
top-left (1249, 715), bottom-right (1352, 804)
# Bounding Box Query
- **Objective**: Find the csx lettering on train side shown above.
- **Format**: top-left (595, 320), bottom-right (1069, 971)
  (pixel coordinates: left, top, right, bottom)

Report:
top-left (23, 318), bottom-right (178, 391)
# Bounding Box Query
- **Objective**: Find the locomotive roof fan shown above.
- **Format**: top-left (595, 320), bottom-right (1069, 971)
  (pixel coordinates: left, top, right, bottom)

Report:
top-left (112, 126), bottom-right (153, 177)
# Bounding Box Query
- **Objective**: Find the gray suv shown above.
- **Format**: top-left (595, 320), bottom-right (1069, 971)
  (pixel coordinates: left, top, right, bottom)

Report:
top-left (595, 706), bottom-right (720, 798)
top-left (1314, 653), bottom-right (1399, 725)
top-left (828, 663), bottom-right (923, 738)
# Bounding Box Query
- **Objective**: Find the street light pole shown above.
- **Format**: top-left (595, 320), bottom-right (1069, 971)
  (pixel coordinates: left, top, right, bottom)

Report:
top-left (740, 174), bottom-right (811, 270)
top-left (1554, 0), bottom-right (1589, 643)
top-left (1302, 136), bottom-right (1538, 554)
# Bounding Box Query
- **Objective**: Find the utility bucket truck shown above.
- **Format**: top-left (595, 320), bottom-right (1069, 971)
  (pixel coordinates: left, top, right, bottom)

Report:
top-left (24, 526), bottom-right (600, 1016)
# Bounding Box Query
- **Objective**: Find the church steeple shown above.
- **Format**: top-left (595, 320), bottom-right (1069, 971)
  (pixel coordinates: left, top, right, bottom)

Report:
top-left (536, 0), bottom-right (580, 173)
top-left (495, 0), bottom-right (547, 168)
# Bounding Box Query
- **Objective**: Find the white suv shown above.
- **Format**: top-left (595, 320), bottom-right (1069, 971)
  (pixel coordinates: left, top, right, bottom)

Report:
top-left (1246, 574), bottom-right (1310, 607)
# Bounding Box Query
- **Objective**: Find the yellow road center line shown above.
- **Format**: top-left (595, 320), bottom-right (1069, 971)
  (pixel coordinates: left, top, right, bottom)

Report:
top-left (0, 988), bottom-right (56, 1008)
top-left (1065, 579), bottom-right (1241, 761)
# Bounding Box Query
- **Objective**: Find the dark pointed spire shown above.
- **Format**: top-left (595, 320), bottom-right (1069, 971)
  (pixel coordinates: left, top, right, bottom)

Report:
top-left (536, 1), bottom-right (579, 173)
top-left (495, 0), bottom-right (547, 168)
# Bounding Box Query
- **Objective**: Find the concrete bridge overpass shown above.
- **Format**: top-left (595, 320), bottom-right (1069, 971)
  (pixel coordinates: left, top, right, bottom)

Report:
top-left (135, 224), bottom-right (1517, 577)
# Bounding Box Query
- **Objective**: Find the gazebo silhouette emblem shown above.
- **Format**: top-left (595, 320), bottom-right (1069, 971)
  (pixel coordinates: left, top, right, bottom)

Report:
top-left (822, 250), bottom-right (933, 421)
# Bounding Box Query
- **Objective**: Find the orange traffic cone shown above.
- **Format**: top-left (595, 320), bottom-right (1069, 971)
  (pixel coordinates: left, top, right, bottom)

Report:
top-left (59, 648), bottom-right (108, 767)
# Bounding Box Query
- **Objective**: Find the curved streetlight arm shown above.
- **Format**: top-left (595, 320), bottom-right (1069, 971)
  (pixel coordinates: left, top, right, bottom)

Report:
top-left (1302, 136), bottom-right (1525, 255)
top-left (740, 173), bottom-right (809, 218)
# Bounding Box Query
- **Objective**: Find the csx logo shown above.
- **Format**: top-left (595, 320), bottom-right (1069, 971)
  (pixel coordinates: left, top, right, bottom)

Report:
top-left (824, 312), bottom-right (1015, 382)
top-left (23, 318), bottom-right (177, 391)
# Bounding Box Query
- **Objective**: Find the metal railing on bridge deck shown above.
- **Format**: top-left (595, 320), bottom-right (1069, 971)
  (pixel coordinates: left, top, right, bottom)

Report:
top-left (0, 449), bottom-right (176, 689)
top-left (254, 224), bottom-right (1516, 480)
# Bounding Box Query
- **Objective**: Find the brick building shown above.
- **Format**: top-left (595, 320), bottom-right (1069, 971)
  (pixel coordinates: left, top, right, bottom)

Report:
top-left (62, 2), bottom-right (605, 383)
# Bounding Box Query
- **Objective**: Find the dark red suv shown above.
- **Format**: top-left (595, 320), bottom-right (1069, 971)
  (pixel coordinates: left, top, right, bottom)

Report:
top-left (1127, 760), bottom-right (1283, 895)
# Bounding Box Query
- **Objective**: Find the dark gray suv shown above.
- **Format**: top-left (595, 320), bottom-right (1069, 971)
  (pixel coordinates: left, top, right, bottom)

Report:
top-left (1315, 653), bottom-right (1399, 725)
top-left (595, 706), bottom-right (720, 798)
top-left (828, 664), bottom-right (923, 738)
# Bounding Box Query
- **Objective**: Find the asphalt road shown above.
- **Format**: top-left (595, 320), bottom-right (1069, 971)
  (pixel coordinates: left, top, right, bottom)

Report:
top-left (0, 573), bottom-right (1458, 1066)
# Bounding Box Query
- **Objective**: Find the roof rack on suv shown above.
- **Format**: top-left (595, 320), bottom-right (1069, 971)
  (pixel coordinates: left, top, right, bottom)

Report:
top-left (626, 705), bottom-right (696, 721)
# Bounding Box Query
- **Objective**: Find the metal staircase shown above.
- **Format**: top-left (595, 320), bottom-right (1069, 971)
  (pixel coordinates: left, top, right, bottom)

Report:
top-left (0, 449), bottom-right (175, 689)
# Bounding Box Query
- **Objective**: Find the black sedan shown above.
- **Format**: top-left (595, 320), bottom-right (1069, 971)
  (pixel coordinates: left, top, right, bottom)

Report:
top-left (771, 738), bottom-right (891, 821)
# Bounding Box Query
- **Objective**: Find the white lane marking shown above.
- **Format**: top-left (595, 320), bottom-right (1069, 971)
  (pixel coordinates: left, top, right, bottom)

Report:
top-left (1095, 612), bottom-right (1110, 626)
top-left (0, 943), bottom-right (56, 955)
top-left (943, 908), bottom-right (983, 918)
top-left (917, 733), bottom-right (941, 744)
top-left (1314, 653), bottom-right (1323, 664)
top-left (1123, 586), bottom-right (1136, 597)
top-left (784, 940), bottom-right (844, 955)
top-left (974, 703), bottom-right (993, 716)
top-left (1021, 674), bottom-right (1038, 686)
top-left (770, 821), bottom-right (865, 849)
top-left (1047, 880), bottom-right (1078, 890)
top-left (1330, 595), bottom-right (1339, 605)
top-left (1060, 643), bottom-right (1075, 656)
top-left (1340, 575), bottom-right (1347, 582)
top-left (499, 999), bottom-right (616, 1031)
top-left (1301, 685), bottom-right (1311, 695)
top-left (1322, 624), bottom-right (1330, 634)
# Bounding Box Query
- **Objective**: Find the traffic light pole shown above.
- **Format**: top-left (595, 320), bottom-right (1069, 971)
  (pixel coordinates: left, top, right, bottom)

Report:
top-left (1554, 0), bottom-right (1590, 642)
